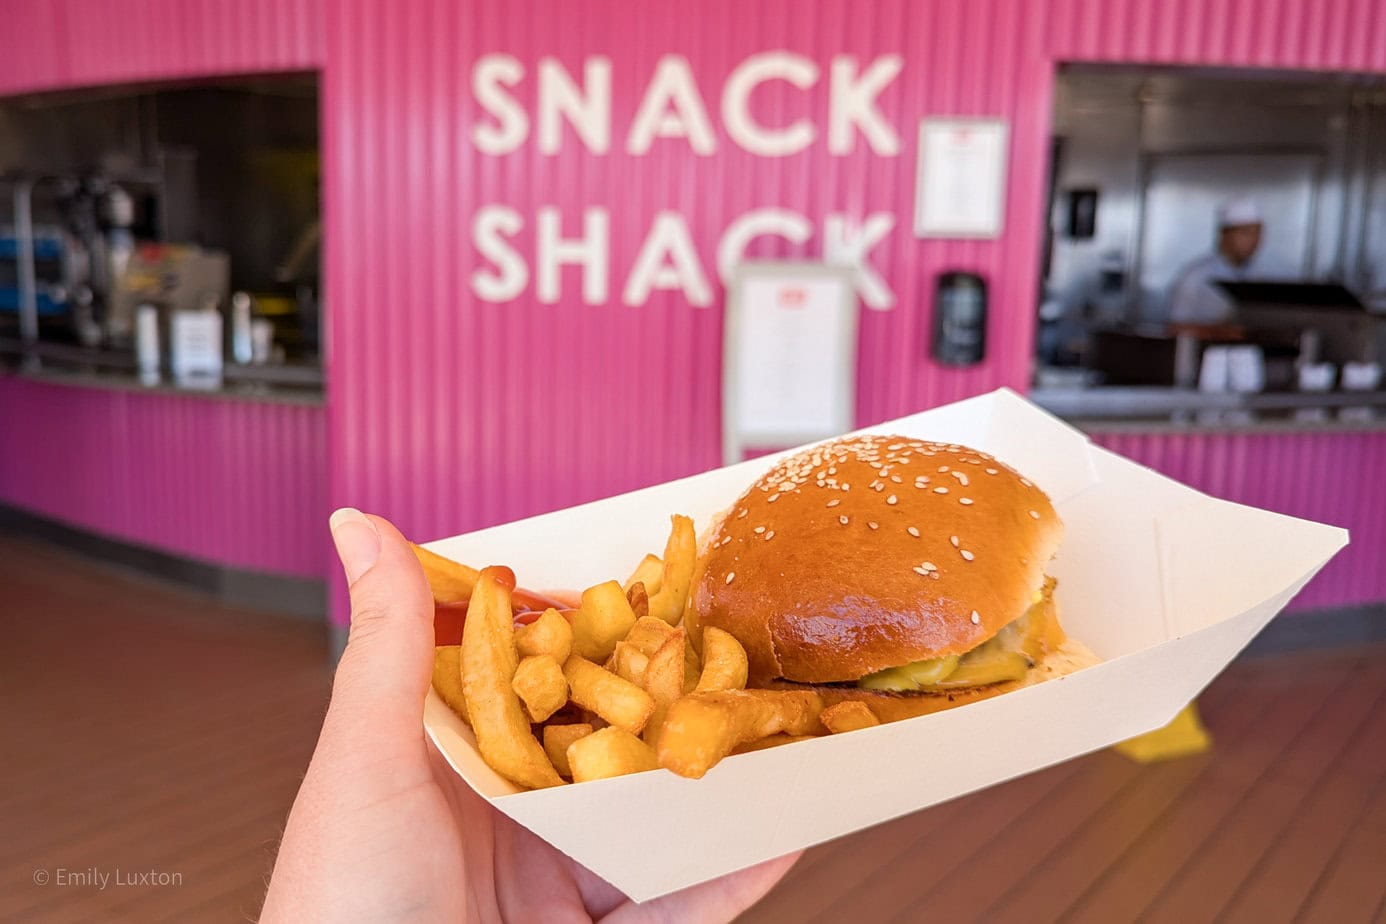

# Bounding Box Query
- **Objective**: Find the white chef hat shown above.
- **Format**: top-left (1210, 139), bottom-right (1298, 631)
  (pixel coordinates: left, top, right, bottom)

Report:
top-left (1217, 197), bottom-right (1263, 228)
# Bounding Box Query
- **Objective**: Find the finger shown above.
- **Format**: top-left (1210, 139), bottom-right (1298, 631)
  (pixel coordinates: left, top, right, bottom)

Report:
top-left (326, 509), bottom-right (435, 737)
top-left (600, 851), bottom-right (801, 924)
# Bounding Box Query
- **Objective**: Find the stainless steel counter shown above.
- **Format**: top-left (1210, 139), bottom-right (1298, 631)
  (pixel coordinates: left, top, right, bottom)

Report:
top-left (0, 339), bottom-right (324, 406)
top-left (1031, 386), bottom-right (1386, 433)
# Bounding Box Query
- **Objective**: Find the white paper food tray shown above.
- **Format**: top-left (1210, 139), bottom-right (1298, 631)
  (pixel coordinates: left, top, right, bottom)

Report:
top-left (421, 388), bottom-right (1348, 902)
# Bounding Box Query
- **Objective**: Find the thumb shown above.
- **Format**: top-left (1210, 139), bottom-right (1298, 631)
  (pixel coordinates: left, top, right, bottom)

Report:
top-left (325, 509), bottom-right (435, 740)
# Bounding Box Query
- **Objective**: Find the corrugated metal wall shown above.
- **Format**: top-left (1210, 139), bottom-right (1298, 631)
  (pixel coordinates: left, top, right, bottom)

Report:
top-left (0, 0), bottom-right (324, 93)
top-left (0, 378), bottom-right (326, 577)
top-left (1094, 429), bottom-right (1386, 611)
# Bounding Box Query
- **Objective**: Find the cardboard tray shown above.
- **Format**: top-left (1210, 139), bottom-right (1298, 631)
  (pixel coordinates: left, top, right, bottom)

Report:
top-left (421, 389), bottom-right (1348, 902)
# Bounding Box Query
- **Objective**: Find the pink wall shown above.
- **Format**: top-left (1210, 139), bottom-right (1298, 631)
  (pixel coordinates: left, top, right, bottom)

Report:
top-left (0, 378), bottom-right (327, 577)
top-left (1095, 429), bottom-right (1386, 611)
top-left (1, 0), bottom-right (1383, 617)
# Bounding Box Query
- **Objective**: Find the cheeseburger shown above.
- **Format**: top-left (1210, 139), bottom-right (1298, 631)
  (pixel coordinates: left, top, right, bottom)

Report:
top-left (691, 435), bottom-right (1095, 723)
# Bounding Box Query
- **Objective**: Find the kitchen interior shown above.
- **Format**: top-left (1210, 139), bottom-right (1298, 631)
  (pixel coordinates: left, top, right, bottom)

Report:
top-left (0, 73), bottom-right (321, 398)
top-left (1033, 64), bottom-right (1386, 427)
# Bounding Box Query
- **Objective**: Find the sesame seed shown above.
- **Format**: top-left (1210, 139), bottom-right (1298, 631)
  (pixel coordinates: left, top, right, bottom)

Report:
top-left (933, 487), bottom-right (949, 495)
top-left (951, 472), bottom-right (969, 486)
top-left (768, 494), bottom-right (780, 503)
top-left (725, 572), bottom-right (736, 584)
top-left (960, 498), bottom-right (974, 506)
top-left (938, 465), bottom-right (949, 473)
top-left (737, 509), bottom-right (748, 519)
top-left (950, 535), bottom-right (960, 547)
top-left (891, 475), bottom-right (903, 483)
top-left (839, 515), bottom-right (850, 525)
top-left (1029, 510), bottom-right (1040, 519)
top-left (907, 526), bottom-right (920, 537)
top-left (875, 484), bottom-right (885, 492)
top-left (986, 468), bottom-right (998, 475)
top-left (841, 483), bottom-right (850, 490)
top-left (753, 526), bottom-right (766, 534)
top-left (970, 610), bottom-right (981, 625)
top-left (920, 561), bottom-right (937, 571)
top-left (765, 530), bottom-right (775, 541)
top-left (1021, 478), bottom-right (1033, 487)
top-left (960, 549), bottom-right (975, 561)
top-left (826, 499), bottom-right (840, 508)
top-left (868, 521), bottom-right (879, 530)
top-left (887, 495), bottom-right (898, 505)
top-left (912, 565), bottom-right (931, 576)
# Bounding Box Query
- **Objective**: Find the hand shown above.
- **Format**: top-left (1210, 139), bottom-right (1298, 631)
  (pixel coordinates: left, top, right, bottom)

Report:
top-left (261, 509), bottom-right (798, 922)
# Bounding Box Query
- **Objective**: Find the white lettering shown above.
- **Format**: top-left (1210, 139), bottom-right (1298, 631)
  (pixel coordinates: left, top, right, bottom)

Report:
top-left (538, 57), bottom-right (612, 155)
top-left (537, 207), bottom-right (609, 304)
top-left (721, 52), bottom-right (818, 156)
top-left (471, 206), bottom-right (528, 301)
top-left (717, 209), bottom-right (813, 283)
top-left (828, 55), bottom-right (902, 156)
top-left (472, 55), bottom-right (529, 155)
top-left (627, 56), bottom-right (717, 156)
top-left (623, 212), bottom-right (713, 306)
top-left (824, 212), bottom-right (896, 308)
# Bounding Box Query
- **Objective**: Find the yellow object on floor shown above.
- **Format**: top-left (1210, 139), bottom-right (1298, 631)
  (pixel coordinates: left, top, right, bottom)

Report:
top-left (1113, 703), bottom-right (1212, 763)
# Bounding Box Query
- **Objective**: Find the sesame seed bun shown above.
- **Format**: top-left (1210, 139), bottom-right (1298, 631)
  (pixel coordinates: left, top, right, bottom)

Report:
top-left (690, 435), bottom-right (1064, 685)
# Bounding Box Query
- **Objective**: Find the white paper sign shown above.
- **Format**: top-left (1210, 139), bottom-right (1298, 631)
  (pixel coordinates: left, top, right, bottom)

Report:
top-left (170, 311), bottom-right (224, 390)
top-left (422, 389), bottom-right (1347, 902)
top-left (722, 262), bottom-right (858, 465)
top-left (915, 118), bottom-right (1010, 238)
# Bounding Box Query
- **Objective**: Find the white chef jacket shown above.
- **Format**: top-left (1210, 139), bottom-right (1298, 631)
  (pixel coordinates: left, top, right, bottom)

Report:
top-left (1167, 253), bottom-right (1251, 325)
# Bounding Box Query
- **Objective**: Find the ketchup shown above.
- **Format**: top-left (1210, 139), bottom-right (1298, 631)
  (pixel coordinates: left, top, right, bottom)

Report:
top-left (434, 595), bottom-right (576, 646)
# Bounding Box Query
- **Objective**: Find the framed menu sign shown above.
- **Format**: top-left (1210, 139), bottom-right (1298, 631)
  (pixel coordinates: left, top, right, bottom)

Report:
top-left (722, 262), bottom-right (859, 466)
top-left (914, 117), bottom-right (1010, 238)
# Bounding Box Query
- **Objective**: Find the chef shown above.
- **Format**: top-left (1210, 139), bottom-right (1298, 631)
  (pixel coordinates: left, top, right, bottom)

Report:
top-left (1167, 197), bottom-right (1264, 325)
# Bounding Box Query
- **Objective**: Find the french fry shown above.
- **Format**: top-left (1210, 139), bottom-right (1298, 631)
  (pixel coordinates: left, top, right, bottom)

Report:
top-left (543, 723), bottom-right (594, 778)
top-left (622, 616), bottom-right (676, 658)
top-left (657, 689), bottom-right (824, 779)
top-left (515, 608), bottom-right (573, 664)
top-left (819, 700), bottom-right (881, 734)
top-left (511, 655), bottom-right (569, 723)
top-left (567, 727), bottom-right (659, 782)
top-left (731, 733), bottom-right (819, 755)
top-left (431, 646), bottom-right (469, 725)
top-left (642, 629), bottom-right (686, 746)
top-left (647, 515), bottom-right (696, 624)
top-left (605, 641), bottom-right (650, 685)
top-left (412, 543), bottom-right (480, 604)
top-left (623, 553), bottom-right (664, 596)
top-left (625, 581), bottom-right (650, 620)
top-left (564, 655), bottom-right (656, 734)
top-left (572, 581), bottom-right (639, 662)
top-left (461, 567), bottom-right (564, 789)
top-left (683, 641), bottom-right (702, 694)
top-left (694, 627), bottom-right (749, 692)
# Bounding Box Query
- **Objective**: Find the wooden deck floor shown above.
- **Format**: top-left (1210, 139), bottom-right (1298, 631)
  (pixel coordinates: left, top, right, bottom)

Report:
top-left (2, 534), bottom-right (1384, 923)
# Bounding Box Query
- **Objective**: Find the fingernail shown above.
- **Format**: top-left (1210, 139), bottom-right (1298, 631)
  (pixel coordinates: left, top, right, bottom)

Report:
top-left (330, 507), bottom-right (380, 584)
